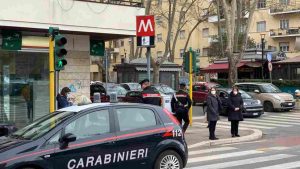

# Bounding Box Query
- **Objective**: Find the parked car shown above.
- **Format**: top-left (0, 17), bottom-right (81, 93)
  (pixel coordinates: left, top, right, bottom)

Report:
top-left (217, 88), bottom-right (264, 117)
top-left (235, 83), bottom-right (295, 112)
top-left (90, 82), bottom-right (109, 103)
top-left (120, 83), bottom-right (142, 91)
top-left (105, 84), bottom-right (128, 102)
top-left (152, 84), bottom-right (176, 95)
top-left (192, 82), bottom-right (222, 105)
top-left (0, 103), bottom-right (188, 169)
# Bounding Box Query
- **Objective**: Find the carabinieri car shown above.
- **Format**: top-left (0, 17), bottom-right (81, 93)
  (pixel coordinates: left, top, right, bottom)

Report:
top-left (0, 103), bottom-right (188, 169)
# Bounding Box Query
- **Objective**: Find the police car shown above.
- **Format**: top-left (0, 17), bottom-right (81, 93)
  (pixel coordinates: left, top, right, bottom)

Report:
top-left (0, 103), bottom-right (188, 169)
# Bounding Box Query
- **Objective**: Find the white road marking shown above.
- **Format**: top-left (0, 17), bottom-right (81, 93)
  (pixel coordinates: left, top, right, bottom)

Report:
top-left (189, 147), bottom-right (237, 155)
top-left (255, 161), bottom-right (300, 169)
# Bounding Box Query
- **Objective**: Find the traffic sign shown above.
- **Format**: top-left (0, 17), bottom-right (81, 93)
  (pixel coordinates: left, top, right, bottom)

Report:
top-left (136, 15), bottom-right (155, 47)
top-left (268, 62), bottom-right (272, 71)
top-left (267, 52), bottom-right (272, 62)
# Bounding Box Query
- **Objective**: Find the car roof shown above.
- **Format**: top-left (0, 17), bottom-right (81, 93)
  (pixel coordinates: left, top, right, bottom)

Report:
top-left (56, 102), bottom-right (158, 113)
top-left (235, 82), bottom-right (271, 85)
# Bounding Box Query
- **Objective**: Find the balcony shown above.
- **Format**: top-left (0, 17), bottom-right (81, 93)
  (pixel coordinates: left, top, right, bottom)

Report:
top-left (270, 0), bottom-right (300, 15)
top-left (270, 27), bottom-right (300, 38)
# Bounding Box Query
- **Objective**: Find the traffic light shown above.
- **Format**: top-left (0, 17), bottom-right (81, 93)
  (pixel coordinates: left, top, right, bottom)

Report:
top-left (54, 34), bottom-right (67, 71)
top-left (194, 51), bottom-right (200, 74)
top-left (183, 52), bottom-right (190, 73)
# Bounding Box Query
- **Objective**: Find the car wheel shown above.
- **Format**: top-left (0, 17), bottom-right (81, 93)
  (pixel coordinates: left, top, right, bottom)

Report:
top-left (264, 101), bottom-right (274, 112)
top-left (154, 150), bottom-right (183, 169)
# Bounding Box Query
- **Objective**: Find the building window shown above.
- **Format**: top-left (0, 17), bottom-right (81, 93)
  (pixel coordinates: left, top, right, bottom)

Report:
top-left (157, 51), bottom-right (163, 58)
top-left (180, 49), bottom-right (184, 58)
top-left (120, 40), bottom-right (124, 47)
top-left (157, 0), bottom-right (162, 7)
top-left (279, 42), bottom-right (289, 51)
top-left (257, 21), bottom-right (266, 32)
top-left (280, 19), bottom-right (289, 29)
top-left (202, 28), bottom-right (209, 38)
top-left (179, 30), bottom-right (185, 39)
top-left (257, 0), bottom-right (266, 8)
top-left (280, 0), bottom-right (289, 5)
top-left (157, 33), bottom-right (162, 42)
top-left (170, 32), bottom-right (173, 40)
top-left (203, 48), bottom-right (209, 56)
top-left (156, 16), bottom-right (162, 26)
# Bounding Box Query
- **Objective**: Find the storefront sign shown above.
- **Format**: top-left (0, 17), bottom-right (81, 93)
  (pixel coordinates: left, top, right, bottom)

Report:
top-left (90, 39), bottom-right (105, 56)
top-left (1, 30), bottom-right (22, 50)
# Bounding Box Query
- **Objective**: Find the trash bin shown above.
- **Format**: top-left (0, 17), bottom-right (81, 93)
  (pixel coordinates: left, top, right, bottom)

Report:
top-left (0, 124), bottom-right (17, 137)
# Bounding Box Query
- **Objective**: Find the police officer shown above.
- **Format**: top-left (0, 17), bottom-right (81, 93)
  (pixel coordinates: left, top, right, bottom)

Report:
top-left (171, 82), bottom-right (192, 133)
top-left (139, 79), bottom-right (162, 106)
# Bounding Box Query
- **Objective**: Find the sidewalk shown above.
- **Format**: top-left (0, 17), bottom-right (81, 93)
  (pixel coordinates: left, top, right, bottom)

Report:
top-left (184, 118), bottom-right (262, 148)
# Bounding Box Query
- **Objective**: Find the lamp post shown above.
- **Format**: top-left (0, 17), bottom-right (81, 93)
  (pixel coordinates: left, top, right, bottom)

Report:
top-left (260, 34), bottom-right (265, 79)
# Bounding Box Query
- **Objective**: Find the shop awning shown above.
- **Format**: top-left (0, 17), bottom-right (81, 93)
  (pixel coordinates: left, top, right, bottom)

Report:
top-left (201, 61), bottom-right (261, 73)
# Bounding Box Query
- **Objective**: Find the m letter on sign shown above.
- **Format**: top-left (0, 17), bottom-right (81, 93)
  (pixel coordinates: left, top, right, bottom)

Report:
top-left (136, 15), bottom-right (155, 47)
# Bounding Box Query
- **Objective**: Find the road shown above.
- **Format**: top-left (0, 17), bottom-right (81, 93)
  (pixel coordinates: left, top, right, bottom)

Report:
top-left (186, 108), bottom-right (300, 169)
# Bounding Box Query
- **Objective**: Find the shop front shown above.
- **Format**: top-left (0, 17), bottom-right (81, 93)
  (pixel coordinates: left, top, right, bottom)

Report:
top-left (0, 50), bottom-right (49, 129)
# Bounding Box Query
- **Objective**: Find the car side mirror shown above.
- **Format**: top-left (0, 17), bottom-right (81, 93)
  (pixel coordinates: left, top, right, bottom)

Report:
top-left (254, 90), bottom-right (260, 93)
top-left (59, 133), bottom-right (76, 149)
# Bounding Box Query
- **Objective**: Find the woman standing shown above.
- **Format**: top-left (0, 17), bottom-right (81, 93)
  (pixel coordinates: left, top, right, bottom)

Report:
top-left (228, 86), bottom-right (244, 137)
top-left (206, 87), bottom-right (222, 140)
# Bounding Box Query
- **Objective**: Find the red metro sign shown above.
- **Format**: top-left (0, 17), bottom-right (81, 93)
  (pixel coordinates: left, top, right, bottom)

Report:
top-left (136, 15), bottom-right (155, 47)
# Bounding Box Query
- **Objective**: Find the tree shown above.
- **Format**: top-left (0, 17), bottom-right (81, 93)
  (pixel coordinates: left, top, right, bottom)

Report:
top-left (220, 0), bottom-right (257, 86)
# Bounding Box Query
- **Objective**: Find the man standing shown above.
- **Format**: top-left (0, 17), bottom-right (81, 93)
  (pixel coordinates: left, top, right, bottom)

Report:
top-left (139, 79), bottom-right (161, 106)
top-left (171, 83), bottom-right (192, 133)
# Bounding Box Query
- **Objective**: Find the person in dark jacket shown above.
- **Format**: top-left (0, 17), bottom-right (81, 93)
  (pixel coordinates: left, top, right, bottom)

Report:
top-left (56, 87), bottom-right (72, 109)
top-left (139, 79), bottom-right (161, 106)
top-left (171, 83), bottom-right (192, 133)
top-left (228, 86), bottom-right (244, 137)
top-left (206, 87), bottom-right (222, 140)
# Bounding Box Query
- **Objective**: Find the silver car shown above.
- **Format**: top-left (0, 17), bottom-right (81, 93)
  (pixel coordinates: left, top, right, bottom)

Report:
top-left (236, 83), bottom-right (295, 112)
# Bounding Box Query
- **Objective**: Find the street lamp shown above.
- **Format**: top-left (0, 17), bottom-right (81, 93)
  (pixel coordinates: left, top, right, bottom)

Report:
top-left (260, 33), bottom-right (265, 79)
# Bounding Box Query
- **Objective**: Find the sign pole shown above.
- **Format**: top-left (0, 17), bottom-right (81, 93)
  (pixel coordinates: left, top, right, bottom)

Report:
top-left (189, 48), bottom-right (193, 126)
top-left (146, 47), bottom-right (151, 81)
top-left (105, 50), bottom-right (108, 89)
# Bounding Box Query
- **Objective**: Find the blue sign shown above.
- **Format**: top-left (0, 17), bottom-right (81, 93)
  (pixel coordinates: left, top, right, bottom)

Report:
top-left (267, 52), bottom-right (272, 62)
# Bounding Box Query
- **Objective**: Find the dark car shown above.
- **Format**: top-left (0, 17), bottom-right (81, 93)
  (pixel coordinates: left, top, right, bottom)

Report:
top-left (90, 82), bottom-right (110, 103)
top-left (217, 88), bottom-right (264, 117)
top-left (0, 103), bottom-right (188, 169)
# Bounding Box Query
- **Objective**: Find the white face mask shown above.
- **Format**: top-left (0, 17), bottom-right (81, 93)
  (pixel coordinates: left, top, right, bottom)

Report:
top-left (67, 93), bottom-right (70, 98)
top-left (233, 91), bottom-right (238, 95)
top-left (211, 91), bottom-right (216, 95)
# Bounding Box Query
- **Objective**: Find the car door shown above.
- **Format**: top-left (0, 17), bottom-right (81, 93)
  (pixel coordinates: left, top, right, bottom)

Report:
top-left (50, 108), bottom-right (117, 169)
top-left (113, 106), bottom-right (165, 169)
top-left (199, 85), bottom-right (208, 103)
top-left (192, 85), bottom-right (200, 103)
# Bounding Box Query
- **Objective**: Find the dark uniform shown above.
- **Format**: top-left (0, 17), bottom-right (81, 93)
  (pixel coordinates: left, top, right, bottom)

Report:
top-left (171, 88), bottom-right (192, 133)
top-left (139, 79), bottom-right (162, 106)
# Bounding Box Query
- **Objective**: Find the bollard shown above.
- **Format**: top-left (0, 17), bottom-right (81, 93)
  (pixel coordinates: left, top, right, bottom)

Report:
top-left (93, 92), bottom-right (101, 103)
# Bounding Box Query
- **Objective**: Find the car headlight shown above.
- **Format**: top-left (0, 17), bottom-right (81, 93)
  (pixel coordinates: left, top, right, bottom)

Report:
top-left (256, 100), bottom-right (261, 104)
top-left (243, 102), bottom-right (247, 106)
top-left (273, 95), bottom-right (282, 101)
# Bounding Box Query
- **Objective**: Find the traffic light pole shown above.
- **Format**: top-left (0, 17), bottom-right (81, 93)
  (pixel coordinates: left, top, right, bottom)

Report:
top-left (49, 36), bottom-right (55, 113)
top-left (189, 48), bottom-right (193, 125)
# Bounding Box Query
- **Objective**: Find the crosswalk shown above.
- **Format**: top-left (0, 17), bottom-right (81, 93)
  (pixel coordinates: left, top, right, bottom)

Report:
top-left (186, 145), bottom-right (300, 169)
top-left (192, 112), bottom-right (300, 131)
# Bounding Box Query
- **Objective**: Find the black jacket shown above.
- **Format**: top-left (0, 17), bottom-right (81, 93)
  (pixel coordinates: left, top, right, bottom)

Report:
top-left (228, 92), bottom-right (244, 121)
top-left (141, 86), bottom-right (162, 106)
top-left (171, 89), bottom-right (192, 113)
top-left (206, 93), bottom-right (222, 121)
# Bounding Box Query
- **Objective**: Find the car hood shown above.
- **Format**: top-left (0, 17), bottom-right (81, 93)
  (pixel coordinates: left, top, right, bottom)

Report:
top-left (275, 93), bottom-right (294, 101)
top-left (243, 99), bottom-right (262, 107)
top-left (0, 137), bottom-right (28, 153)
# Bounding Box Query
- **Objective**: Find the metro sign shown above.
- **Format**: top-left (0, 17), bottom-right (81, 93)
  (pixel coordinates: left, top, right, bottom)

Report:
top-left (136, 15), bottom-right (155, 47)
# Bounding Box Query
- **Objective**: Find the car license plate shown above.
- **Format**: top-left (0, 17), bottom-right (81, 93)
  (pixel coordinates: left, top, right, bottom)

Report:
top-left (253, 113), bottom-right (258, 116)
top-left (288, 103), bottom-right (292, 106)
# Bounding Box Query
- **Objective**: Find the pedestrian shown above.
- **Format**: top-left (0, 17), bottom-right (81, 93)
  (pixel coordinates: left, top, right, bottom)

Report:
top-left (206, 87), bottom-right (222, 140)
top-left (228, 86), bottom-right (244, 137)
top-left (171, 83), bottom-right (192, 133)
top-left (56, 87), bottom-right (72, 109)
top-left (139, 79), bottom-right (161, 106)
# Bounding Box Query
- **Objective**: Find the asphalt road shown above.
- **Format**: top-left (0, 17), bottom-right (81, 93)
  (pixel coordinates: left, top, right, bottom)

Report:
top-left (186, 109), bottom-right (300, 169)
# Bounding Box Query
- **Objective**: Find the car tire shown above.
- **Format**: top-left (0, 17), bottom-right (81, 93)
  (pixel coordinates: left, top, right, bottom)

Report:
top-left (264, 101), bottom-right (274, 112)
top-left (154, 150), bottom-right (183, 169)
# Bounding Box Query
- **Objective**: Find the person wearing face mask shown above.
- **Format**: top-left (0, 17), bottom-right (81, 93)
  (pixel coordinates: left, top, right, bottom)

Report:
top-left (228, 86), bottom-right (244, 137)
top-left (206, 87), bottom-right (222, 140)
top-left (56, 87), bottom-right (72, 109)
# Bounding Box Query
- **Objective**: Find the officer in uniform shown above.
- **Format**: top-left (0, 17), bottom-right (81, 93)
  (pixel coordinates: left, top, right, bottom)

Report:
top-left (139, 79), bottom-right (162, 106)
top-left (171, 82), bottom-right (192, 133)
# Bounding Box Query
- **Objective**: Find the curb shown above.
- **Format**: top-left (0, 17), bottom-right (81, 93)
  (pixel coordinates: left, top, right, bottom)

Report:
top-left (188, 123), bottom-right (263, 149)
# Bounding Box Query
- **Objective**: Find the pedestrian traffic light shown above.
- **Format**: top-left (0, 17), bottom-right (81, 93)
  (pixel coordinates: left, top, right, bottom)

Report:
top-left (54, 34), bottom-right (67, 71)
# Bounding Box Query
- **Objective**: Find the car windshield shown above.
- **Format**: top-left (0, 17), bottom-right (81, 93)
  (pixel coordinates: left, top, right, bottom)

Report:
top-left (10, 111), bottom-right (74, 140)
top-left (162, 86), bottom-right (175, 94)
top-left (239, 90), bottom-right (252, 99)
top-left (260, 84), bottom-right (282, 93)
top-left (107, 86), bottom-right (128, 96)
top-left (128, 83), bottom-right (141, 91)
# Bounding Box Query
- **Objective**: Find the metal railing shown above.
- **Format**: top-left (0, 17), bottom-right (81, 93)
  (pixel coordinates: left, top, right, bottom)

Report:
top-left (270, 0), bottom-right (300, 13)
top-left (75, 0), bottom-right (144, 7)
top-left (270, 27), bottom-right (300, 37)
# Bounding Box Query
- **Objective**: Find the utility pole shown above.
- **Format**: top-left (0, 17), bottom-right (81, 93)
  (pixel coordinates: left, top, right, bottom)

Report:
top-left (189, 47), bottom-right (193, 125)
top-left (49, 28), bottom-right (55, 113)
top-left (261, 34), bottom-right (265, 79)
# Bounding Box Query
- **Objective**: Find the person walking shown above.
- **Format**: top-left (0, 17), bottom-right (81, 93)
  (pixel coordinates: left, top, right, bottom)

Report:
top-left (56, 87), bottom-right (72, 109)
top-left (228, 86), bottom-right (244, 137)
top-left (171, 83), bottom-right (192, 133)
top-left (139, 79), bottom-right (161, 106)
top-left (206, 87), bottom-right (222, 140)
